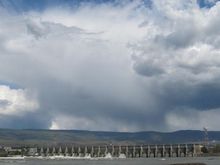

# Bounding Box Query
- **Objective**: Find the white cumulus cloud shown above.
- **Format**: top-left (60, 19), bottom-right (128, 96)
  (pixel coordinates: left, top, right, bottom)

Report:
top-left (0, 85), bottom-right (38, 116)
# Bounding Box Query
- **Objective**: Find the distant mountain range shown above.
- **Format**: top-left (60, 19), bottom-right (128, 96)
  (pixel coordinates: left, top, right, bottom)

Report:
top-left (0, 129), bottom-right (220, 147)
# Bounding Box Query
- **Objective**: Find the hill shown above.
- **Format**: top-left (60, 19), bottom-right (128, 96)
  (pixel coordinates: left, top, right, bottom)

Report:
top-left (0, 129), bottom-right (220, 147)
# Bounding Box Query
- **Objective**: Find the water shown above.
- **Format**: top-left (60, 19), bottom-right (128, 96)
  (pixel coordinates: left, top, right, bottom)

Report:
top-left (0, 157), bottom-right (219, 165)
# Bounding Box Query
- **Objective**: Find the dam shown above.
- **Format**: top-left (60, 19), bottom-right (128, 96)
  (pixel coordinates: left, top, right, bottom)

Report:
top-left (30, 144), bottom-right (202, 158)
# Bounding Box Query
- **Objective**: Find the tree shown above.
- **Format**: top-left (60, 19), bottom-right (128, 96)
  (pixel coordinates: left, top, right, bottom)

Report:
top-left (212, 144), bottom-right (220, 153)
top-left (201, 146), bottom-right (208, 153)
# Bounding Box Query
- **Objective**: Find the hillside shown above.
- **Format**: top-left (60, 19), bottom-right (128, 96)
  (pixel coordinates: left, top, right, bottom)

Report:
top-left (0, 129), bottom-right (220, 147)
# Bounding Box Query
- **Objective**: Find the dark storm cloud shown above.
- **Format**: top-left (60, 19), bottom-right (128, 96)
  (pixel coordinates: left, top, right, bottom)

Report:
top-left (0, 112), bottom-right (51, 129)
top-left (155, 28), bottom-right (198, 49)
top-left (151, 80), bottom-right (220, 111)
top-left (34, 76), bottom-right (158, 130)
top-left (133, 61), bottom-right (164, 77)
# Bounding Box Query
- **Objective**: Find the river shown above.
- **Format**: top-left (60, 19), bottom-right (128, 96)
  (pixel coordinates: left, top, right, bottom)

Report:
top-left (0, 157), bottom-right (219, 165)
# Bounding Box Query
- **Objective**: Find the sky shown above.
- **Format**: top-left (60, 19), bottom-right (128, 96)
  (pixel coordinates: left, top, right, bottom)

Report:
top-left (0, 0), bottom-right (220, 132)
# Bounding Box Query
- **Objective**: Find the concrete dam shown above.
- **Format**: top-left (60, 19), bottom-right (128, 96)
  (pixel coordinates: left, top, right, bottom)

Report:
top-left (30, 144), bottom-right (202, 158)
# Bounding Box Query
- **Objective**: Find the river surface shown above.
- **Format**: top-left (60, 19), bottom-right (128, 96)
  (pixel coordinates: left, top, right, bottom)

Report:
top-left (0, 157), bottom-right (219, 165)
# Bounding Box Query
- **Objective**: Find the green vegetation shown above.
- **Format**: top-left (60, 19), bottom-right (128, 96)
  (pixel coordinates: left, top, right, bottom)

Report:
top-left (0, 149), bottom-right (7, 157)
top-left (212, 144), bottom-right (220, 153)
top-left (8, 151), bottom-right (21, 156)
top-left (201, 144), bottom-right (220, 155)
top-left (213, 144), bottom-right (220, 153)
top-left (201, 146), bottom-right (208, 153)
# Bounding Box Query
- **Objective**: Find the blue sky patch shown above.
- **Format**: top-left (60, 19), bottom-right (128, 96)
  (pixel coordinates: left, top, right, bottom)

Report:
top-left (197, 0), bottom-right (219, 8)
top-left (0, 80), bottom-right (21, 89)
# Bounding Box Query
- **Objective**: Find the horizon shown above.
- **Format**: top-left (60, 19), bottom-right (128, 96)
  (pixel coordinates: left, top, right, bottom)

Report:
top-left (1, 0), bottom-right (220, 132)
top-left (0, 127), bottom-right (216, 134)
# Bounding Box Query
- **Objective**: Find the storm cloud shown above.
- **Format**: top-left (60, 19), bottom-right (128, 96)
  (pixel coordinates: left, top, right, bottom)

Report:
top-left (0, 0), bottom-right (220, 131)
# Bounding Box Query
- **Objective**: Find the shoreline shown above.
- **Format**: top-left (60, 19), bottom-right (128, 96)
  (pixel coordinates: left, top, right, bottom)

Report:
top-left (0, 155), bottom-right (122, 160)
top-left (0, 153), bottom-right (127, 160)
top-left (0, 155), bottom-right (219, 161)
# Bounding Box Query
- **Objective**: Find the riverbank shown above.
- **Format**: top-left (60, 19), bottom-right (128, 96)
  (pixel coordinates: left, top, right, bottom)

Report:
top-left (0, 156), bottom-right (24, 160)
top-left (0, 157), bottom-right (219, 165)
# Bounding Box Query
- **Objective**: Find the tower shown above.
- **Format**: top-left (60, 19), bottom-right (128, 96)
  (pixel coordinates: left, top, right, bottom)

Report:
top-left (203, 127), bottom-right (209, 147)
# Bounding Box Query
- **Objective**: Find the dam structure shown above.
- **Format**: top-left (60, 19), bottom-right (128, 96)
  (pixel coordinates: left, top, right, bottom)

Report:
top-left (32, 144), bottom-right (201, 158)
